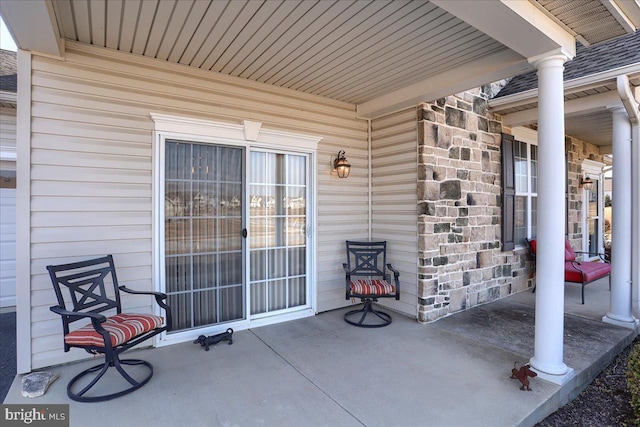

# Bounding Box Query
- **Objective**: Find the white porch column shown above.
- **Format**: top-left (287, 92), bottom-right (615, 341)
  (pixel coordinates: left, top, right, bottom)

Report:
top-left (529, 53), bottom-right (574, 385)
top-left (603, 107), bottom-right (638, 329)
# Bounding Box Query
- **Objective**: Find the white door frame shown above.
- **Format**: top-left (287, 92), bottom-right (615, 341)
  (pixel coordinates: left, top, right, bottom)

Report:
top-left (581, 159), bottom-right (605, 259)
top-left (150, 114), bottom-right (321, 347)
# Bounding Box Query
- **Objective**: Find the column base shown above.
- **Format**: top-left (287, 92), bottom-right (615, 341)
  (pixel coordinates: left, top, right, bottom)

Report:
top-left (529, 365), bottom-right (575, 386)
top-left (602, 313), bottom-right (640, 330)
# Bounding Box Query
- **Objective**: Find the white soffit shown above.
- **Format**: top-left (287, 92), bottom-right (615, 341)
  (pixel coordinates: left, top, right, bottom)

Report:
top-left (47, 0), bottom-right (516, 108)
top-left (0, 0), bottom-right (63, 57)
top-left (432, 0), bottom-right (576, 58)
top-left (4, 0), bottom-right (634, 119)
top-left (31, 0), bottom-right (534, 115)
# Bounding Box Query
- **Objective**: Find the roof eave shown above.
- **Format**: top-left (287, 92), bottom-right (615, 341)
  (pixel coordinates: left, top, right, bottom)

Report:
top-left (489, 62), bottom-right (640, 112)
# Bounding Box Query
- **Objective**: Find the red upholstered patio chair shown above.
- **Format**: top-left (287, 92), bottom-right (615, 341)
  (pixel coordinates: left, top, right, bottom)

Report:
top-left (527, 239), bottom-right (611, 304)
top-left (343, 241), bottom-right (400, 327)
top-left (48, 255), bottom-right (172, 402)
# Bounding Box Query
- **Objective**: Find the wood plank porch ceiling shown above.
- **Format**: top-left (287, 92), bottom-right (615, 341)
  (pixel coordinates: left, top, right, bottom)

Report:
top-left (52, 0), bottom-right (509, 105)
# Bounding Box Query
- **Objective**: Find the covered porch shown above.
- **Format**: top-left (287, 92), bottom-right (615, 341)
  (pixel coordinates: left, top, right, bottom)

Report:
top-left (1, 0), bottom-right (639, 395)
top-left (3, 277), bottom-right (635, 426)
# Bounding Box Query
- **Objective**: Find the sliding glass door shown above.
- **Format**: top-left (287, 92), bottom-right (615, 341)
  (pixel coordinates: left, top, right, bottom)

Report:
top-left (249, 151), bottom-right (308, 316)
top-left (164, 141), bottom-right (244, 331)
top-left (163, 141), bottom-right (310, 332)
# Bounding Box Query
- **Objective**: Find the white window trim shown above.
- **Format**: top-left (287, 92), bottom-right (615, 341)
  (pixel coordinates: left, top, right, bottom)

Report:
top-left (150, 113), bottom-right (322, 151)
top-left (581, 159), bottom-right (606, 258)
top-left (512, 127), bottom-right (538, 248)
top-left (150, 113), bottom-right (321, 347)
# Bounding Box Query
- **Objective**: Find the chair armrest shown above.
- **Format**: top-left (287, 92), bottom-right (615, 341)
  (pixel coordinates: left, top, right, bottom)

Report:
top-left (568, 259), bottom-right (584, 270)
top-left (119, 286), bottom-right (167, 300)
top-left (118, 286), bottom-right (172, 331)
top-left (342, 263), bottom-right (351, 278)
top-left (573, 251), bottom-right (609, 263)
top-left (50, 305), bottom-right (107, 324)
top-left (387, 264), bottom-right (400, 300)
top-left (50, 305), bottom-right (112, 342)
top-left (387, 264), bottom-right (400, 280)
top-left (343, 263), bottom-right (352, 300)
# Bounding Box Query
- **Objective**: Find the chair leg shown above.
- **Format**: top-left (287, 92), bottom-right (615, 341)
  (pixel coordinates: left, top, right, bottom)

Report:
top-left (67, 355), bottom-right (154, 402)
top-left (344, 299), bottom-right (392, 328)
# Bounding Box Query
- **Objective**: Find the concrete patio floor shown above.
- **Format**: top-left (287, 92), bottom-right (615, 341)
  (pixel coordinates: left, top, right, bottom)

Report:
top-left (4, 278), bottom-right (637, 427)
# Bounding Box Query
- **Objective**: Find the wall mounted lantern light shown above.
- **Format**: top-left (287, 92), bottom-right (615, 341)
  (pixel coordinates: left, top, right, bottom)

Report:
top-left (580, 175), bottom-right (594, 191)
top-left (333, 150), bottom-right (351, 178)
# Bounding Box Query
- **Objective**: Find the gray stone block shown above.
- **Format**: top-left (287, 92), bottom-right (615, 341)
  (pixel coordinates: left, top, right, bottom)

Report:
top-left (21, 372), bottom-right (59, 398)
top-left (472, 96), bottom-right (488, 115)
top-left (445, 107), bottom-right (467, 129)
top-left (440, 180), bottom-right (461, 200)
top-left (437, 125), bottom-right (452, 149)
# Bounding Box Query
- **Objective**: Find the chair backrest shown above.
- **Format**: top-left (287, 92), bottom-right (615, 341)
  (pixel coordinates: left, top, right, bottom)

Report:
top-left (47, 255), bottom-right (122, 325)
top-left (526, 239), bottom-right (576, 261)
top-left (564, 240), bottom-right (576, 261)
top-left (345, 241), bottom-right (388, 278)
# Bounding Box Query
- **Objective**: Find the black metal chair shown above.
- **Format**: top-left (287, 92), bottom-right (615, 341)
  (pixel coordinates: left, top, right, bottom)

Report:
top-left (343, 241), bottom-right (400, 327)
top-left (47, 255), bottom-right (172, 402)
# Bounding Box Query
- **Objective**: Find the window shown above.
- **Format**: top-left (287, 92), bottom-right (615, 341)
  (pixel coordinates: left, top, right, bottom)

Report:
top-left (514, 140), bottom-right (537, 247)
top-left (501, 131), bottom-right (537, 250)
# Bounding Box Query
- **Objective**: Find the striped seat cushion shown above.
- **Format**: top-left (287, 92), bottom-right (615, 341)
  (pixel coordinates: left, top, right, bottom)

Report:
top-left (65, 313), bottom-right (164, 348)
top-left (349, 279), bottom-right (395, 296)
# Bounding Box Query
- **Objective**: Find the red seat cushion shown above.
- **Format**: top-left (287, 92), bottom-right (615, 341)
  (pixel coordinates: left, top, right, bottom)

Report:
top-left (349, 279), bottom-right (395, 296)
top-left (565, 261), bottom-right (611, 283)
top-left (65, 313), bottom-right (164, 348)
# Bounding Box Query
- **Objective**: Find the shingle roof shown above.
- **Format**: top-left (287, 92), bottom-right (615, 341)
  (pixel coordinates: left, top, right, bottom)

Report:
top-left (0, 74), bottom-right (17, 91)
top-left (0, 49), bottom-right (17, 92)
top-left (494, 31), bottom-right (640, 98)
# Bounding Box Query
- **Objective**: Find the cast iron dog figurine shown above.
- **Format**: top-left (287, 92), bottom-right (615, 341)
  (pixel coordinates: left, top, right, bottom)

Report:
top-left (194, 328), bottom-right (234, 351)
top-left (511, 362), bottom-right (537, 391)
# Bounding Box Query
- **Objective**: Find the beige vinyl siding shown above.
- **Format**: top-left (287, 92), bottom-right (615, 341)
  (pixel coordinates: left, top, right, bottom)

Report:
top-left (371, 108), bottom-right (418, 318)
top-left (317, 148), bottom-right (371, 311)
top-left (29, 42), bottom-right (368, 369)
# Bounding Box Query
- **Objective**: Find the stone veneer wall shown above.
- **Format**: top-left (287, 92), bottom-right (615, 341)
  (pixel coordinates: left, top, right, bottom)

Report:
top-left (415, 87), bottom-right (605, 323)
top-left (563, 133), bottom-right (605, 249)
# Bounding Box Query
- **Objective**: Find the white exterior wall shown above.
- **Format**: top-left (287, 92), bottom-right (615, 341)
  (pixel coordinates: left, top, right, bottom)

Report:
top-left (371, 108), bottom-right (418, 317)
top-left (28, 43), bottom-right (368, 369)
top-left (0, 106), bottom-right (17, 308)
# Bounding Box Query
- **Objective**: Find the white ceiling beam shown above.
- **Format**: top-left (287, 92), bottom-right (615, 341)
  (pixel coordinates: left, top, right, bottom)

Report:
top-left (613, 0), bottom-right (640, 29)
top-left (357, 49), bottom-right (530, 119)
top-left (602, 0), bottom-right (640, 33)
top-left (501, 91), bottom-right (622, 126)
top-left (0, 0), bottom-right (63, 57)
top-left (431, 0), bottom-right (576, 59)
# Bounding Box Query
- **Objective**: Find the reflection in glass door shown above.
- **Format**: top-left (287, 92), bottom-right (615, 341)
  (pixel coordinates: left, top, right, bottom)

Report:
top-left (249, 152), bottom-right (308, 316)
top-left (164, 141), bottom-right (244, 331)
